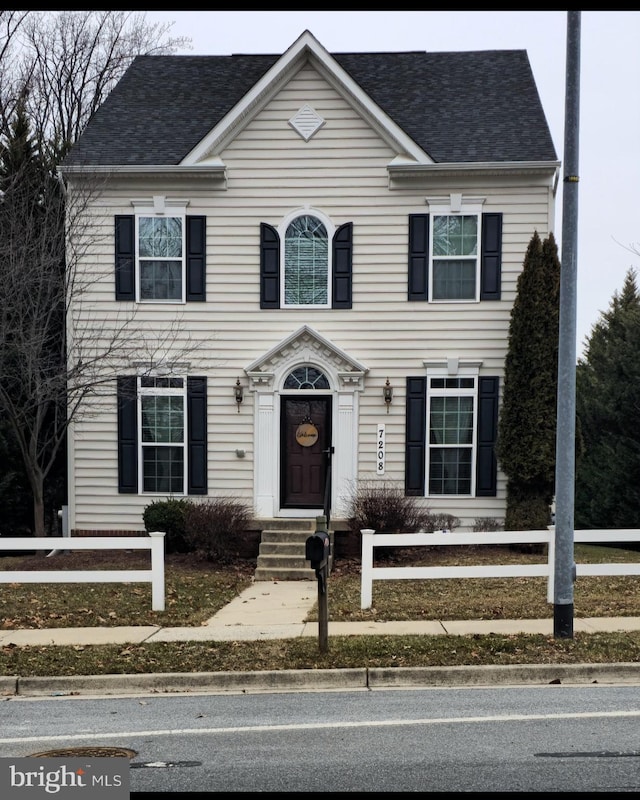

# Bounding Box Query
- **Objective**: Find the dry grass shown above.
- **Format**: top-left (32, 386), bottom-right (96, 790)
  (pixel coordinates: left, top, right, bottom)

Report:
top-left (1, 543), bottom-right (639, 676)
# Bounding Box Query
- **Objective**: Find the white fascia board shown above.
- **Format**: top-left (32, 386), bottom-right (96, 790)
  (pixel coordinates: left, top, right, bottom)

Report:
top-left (59, 164), bottom-right (226, 179)
top-left (388, 160), bottom-right (561, 179)
top-left (182, 29), bottom-right (432, 167)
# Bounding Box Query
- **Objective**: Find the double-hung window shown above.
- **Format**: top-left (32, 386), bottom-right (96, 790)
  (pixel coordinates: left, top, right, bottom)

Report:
top-left (427, 376), bottom-right (477, 496)
top-left (407, 198), bottom-right (502, 302)
top-left (405, 370), bottom-right (499, 498)
top-left (115, 198), bottom-right (206, 302)
top-left (431, 214), bottom-right (479, 300)
top-left (117, 374), bottom-right (207, 495)
top-left (429, 197), bottom-right (484, 302)
top-left (139, 376), bottom-right (186, 493)
top-left (138, 215), bottom-right (184, 301)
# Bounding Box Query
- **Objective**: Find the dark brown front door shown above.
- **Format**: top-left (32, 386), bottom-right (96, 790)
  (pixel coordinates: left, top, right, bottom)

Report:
top-left (281, 396), bottom-right (331, 508)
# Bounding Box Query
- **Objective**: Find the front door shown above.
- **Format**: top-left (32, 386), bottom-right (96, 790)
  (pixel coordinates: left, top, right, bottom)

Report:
top-left (281, 397), bottom-right (332, 508)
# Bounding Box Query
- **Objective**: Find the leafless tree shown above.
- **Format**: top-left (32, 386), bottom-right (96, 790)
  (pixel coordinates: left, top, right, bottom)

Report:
top-left (0, 150), bottom-right (197, 537)
top-left (0, 11), bottom-right (192, 536)
top-left (1, 10), bottom-right (190, 155)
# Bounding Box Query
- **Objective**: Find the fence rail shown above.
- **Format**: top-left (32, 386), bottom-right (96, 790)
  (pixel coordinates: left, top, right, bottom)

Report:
top-left (360, 528), bottom-right (640, 609)
top-left (0, 532), bottom-right (166, 611)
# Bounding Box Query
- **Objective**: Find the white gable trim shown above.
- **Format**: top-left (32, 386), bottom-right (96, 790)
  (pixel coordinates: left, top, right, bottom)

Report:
top-left (182, 30), bottom-right (432, 167)
top-left (245, 324), bottom-right (368, 389)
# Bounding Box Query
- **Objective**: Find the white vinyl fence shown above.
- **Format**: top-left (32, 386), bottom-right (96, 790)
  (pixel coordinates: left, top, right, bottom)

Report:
top-left (360, 528), bottom-right (640, 609)
top-left (0, 532), bottom-right (166, 611)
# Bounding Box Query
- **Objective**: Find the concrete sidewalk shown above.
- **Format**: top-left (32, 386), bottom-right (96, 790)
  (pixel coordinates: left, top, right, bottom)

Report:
top-left (2, 579), bottom-right (640, 647)
top-left (3, 580), bottom-right (640, 697)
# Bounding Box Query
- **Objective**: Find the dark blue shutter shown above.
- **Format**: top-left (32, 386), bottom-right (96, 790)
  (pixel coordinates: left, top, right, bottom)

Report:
top-left (186, 216), bottom-right (206, 301)
top-left (405, 377), bottom-right (426, 495)
top-left (408, 214), bottom-right (429, 300)
top-left (332, 222), bottom-right (353, 309)
top-left (480, 213), bottom-right (502, 300)
top-left (260, 223), bottom-right (280, 308)
top-left (476, 376), bottom-right (499, 496)
top-left (117, 376), bottom-right (138, 493)
top-left (115, 216), bottom-right (135, 300)
top-left (187, 376), bottom-right (207, 495)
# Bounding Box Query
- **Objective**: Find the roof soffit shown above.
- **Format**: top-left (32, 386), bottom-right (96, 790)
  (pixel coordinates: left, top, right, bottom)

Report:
top-left (182, 29), bottom-right (432, 167)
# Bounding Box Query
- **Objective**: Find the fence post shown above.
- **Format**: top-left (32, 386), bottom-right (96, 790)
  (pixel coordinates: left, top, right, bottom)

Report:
top-left (360, 529), bottom-right (375, 609)
top-left (148, 531), bottom-right (166, 611)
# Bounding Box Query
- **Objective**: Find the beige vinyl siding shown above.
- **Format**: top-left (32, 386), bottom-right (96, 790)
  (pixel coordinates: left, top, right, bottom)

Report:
top-left (66, 61), bottom-right (556, 533)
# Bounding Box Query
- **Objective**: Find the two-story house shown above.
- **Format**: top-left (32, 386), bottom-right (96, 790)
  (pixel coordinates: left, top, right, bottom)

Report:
top-left (60, 30), bottom-right (559, 543)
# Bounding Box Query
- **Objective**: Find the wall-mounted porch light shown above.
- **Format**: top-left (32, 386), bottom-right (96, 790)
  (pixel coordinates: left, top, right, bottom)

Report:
top-left (383, 378), bottom-right (393, 412)
top-left (234, 378), bottom-right (244, 411)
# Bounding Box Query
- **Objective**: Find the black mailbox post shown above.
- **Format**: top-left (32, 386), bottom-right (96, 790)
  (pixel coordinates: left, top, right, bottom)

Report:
top-left (306, 516), bottom-right (330, 652)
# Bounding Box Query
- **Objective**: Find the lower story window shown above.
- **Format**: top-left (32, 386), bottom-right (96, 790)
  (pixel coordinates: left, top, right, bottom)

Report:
top-left (117, 374), bottom-right (207, 496)
top-left (427, 377), bottom-right (476, 496)
top-left (140, 376), bottom-right (186, 493)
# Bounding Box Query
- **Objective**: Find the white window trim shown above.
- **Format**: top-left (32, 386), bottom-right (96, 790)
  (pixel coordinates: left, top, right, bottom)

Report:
top-left (132, 197), bottom-right (189, 304)
top-left (425, 362), bottom-right (480, 498)
top-left (426, 194), bottom-right (485, 304)
top-left (137, 374), bottom-right (187, 495)
top-left (278, 206), bottom-right (335, 309)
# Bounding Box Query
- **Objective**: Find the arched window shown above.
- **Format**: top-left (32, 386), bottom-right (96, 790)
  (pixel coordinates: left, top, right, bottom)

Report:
top-left (284, 366), bottom-right (330, 390)
top-left (284, 215), bottom-right (328, 306)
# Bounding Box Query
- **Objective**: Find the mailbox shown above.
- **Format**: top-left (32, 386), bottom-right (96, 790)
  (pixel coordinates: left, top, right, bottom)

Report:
top-left (305, 530), bottom-right (330, 570)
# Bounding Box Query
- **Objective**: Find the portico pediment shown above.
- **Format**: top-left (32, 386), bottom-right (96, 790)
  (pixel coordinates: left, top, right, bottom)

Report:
top-left (245, 325), bottom-right (368, 390)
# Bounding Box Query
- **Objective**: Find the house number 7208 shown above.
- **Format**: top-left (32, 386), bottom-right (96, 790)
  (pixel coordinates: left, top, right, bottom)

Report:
top-left (376, 424), bottom-right (385, 475)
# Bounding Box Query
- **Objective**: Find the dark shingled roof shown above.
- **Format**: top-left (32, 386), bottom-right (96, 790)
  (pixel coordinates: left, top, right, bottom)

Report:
top-left (64, 48), bottom-right (558, 167)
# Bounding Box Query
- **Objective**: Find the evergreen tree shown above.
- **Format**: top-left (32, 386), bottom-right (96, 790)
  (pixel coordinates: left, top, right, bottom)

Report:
top-left (496, 231), bottom-right (561, 529)
top-left (575, 268), bottom-right (640, 528)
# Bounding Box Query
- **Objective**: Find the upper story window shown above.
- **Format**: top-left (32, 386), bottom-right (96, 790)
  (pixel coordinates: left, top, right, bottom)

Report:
top-left (431, 214), bottom-right (479, 300)
top-left (284, 215), bottom-right (329, 306)
top-left (138, 216), bottom-right (184, 301)
top-left (260, 212), bottom-right (353, 310)
top-left (407, 197), bottom-right (502, 303)
top-left (115, 197), bottom-right (206, 303)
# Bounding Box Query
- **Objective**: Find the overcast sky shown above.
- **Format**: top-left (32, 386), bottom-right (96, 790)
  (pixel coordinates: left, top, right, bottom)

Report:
top-left (145, 10), bottom-right (640, 358)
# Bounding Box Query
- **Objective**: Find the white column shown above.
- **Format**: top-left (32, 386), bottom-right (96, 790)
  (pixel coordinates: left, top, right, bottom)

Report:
top-left (255, 391), bottom-right (276, 516)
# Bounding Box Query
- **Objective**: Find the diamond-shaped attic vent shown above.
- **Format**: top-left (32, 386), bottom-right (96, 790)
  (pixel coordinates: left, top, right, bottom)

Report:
top-left (289, 104), bottom-right (325, 141)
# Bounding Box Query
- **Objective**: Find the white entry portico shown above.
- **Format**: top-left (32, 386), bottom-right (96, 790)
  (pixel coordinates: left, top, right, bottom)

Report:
top-left (245, 325), bottom-right (368, 519)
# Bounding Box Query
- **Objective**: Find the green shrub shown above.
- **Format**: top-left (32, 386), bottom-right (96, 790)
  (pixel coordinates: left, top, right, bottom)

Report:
top-left (183, 497), bottom-right (253, 562)
top-left (346, 480), bottom-right (434, 533)
top-left (142, 498), bottom-right (192, 554)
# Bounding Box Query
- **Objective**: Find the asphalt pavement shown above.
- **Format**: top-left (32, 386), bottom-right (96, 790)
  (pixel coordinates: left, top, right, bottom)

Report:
top-left (2, 580), bottom-right (640, 697)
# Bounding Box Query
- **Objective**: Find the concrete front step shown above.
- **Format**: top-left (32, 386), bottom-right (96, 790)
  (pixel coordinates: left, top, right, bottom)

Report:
top-left (259, 541), bottom-right (312, 555)
top-left (254, 566), bottom-right (317, 581)
top-left (254, 518), bottom-right (317, 532)
top-left (254, 519), bottom-right (332, 581)
top-left (259, 530), bottom-right (316, 544)
top-left (256, 553), bottom-right (315, 571)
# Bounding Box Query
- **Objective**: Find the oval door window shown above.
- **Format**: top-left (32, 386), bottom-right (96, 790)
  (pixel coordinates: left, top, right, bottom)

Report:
top-left (295, 422), bottom-right (319, 447)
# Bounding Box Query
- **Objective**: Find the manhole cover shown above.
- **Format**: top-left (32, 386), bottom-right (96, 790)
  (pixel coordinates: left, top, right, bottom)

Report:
top-left (28, 747), bottom-right (137, 759)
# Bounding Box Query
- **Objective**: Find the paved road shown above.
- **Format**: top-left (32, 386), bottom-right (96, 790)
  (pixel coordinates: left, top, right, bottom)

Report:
top-left (2, 685), bottom-right (640, 792)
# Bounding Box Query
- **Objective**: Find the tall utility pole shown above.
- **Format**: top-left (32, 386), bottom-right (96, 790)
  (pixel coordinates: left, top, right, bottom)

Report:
top-left (554, 10), bottom-right (581, 638)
